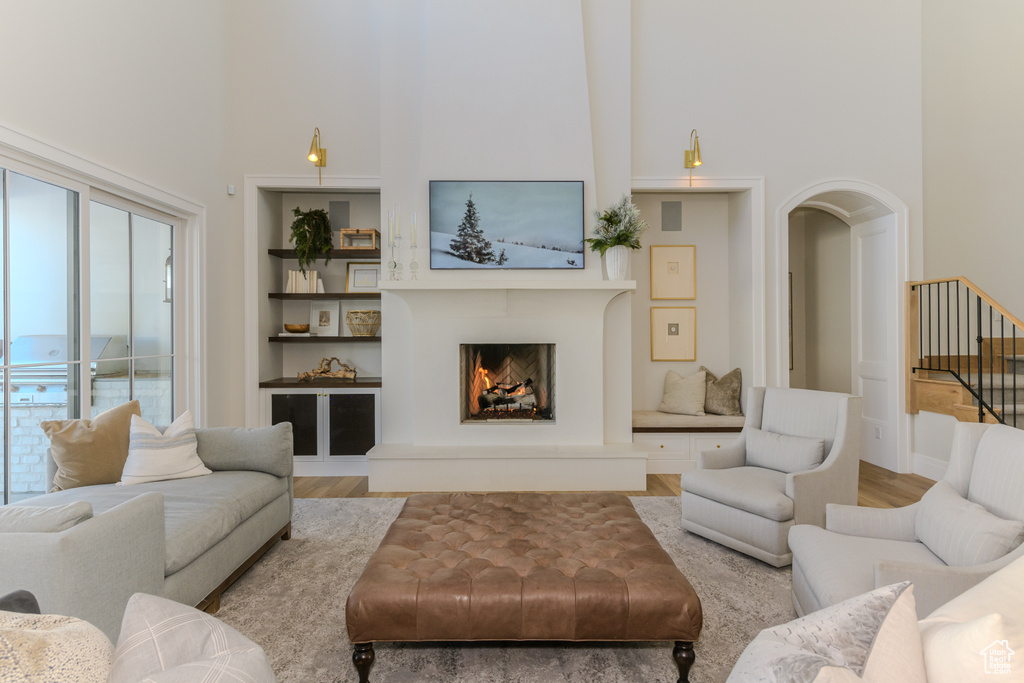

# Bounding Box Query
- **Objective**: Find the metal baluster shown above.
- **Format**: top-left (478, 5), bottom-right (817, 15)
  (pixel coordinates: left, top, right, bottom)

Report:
top-left (928, 285), bottom-right (933, 369)
top-left (957, 281), bottom-right (961, 376)
top-left (946, 281), bottom-right (951, 371)
top-left (990, 306), bottom-right (995, 422)
top-left (978, 296), bottom-right (985, 423)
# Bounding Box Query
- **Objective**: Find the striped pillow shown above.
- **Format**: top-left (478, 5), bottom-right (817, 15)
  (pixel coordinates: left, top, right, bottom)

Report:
top-left (915, 479), bottom-right (1024, 567)
top-left (120, 411), bottom-right (211, 485)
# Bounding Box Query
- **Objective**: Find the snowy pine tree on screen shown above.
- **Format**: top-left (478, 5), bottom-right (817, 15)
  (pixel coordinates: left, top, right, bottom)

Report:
top-left (449, 194), bottom-right (495, 264)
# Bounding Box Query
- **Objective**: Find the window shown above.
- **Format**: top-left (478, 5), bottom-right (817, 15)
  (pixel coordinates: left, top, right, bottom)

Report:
top-left (0, 158), bottom-right (193, 504)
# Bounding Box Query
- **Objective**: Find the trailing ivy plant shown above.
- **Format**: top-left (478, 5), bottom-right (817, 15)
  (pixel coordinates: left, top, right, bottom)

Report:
top-left (289, 206), bottom-right (333, 273)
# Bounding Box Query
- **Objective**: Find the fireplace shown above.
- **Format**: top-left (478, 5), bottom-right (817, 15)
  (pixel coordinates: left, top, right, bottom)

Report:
top-left (460, 343), bottom-right (555, 423)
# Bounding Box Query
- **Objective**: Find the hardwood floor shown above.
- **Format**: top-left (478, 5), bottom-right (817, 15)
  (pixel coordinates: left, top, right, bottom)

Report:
top-left (294, 460), bottom-right (934, 508)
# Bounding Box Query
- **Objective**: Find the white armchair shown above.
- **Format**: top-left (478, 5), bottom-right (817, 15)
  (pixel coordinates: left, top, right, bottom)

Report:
top-left (680, 387), bottom-right (862, 567)
top-left (790, 422), bottom-right (1024, 618)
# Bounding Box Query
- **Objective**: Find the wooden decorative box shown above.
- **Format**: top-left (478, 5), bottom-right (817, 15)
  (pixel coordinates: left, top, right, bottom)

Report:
top-left (338, 228), bottom-right (381, 250)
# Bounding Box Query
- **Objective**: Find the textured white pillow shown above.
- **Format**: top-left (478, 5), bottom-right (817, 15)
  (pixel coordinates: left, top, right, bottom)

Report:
top-left (0, 610), bottom-right (113, 682)
top-left (920, 613), bottom-right (1021, 683)
top-left (915, 479), bottom-right (1024, 567)
top-left (0, 500), bottom-right (93, 532)
top-left (745, 426), bottom-right (825, 474)
top-left (120, 411), bottom-right (211, 486)
top-left (110, 593), bottom-right (275, 683)
top-left (658, 370), bottom-right (706, 416)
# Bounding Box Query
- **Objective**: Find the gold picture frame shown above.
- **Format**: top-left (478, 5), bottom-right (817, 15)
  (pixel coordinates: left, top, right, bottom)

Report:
top-left (650, 245), bottom-right (696, 300)
top-left (346, 261), bottom-right (382, 293)
top-left (651, 306), bottom-right (696, 361)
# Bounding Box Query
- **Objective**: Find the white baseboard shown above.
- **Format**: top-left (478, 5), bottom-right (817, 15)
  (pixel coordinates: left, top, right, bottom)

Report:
top-left (293, 460), bottom-right (369, 477)
top-left (911, 452), bottom-right (946, 481)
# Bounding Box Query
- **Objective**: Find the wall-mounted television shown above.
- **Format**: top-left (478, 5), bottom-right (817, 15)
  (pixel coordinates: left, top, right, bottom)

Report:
top-left (429, 180), bottom-right (584, 270)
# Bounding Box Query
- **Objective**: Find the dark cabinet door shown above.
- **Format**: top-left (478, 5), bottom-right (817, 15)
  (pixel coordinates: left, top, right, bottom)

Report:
top-left (328, 393), bottom-right (376, 456)
top-left (271, 393), bottom-right (319, 456)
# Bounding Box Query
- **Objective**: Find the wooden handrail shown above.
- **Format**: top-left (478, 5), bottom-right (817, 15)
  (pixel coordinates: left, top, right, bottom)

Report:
top-left (909, 276), bottom-right (1024, 335)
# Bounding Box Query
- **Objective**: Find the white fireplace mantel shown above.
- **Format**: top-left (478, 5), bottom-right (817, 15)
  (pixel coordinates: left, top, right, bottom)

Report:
top-left (380, 279), bottom-right (636, 292)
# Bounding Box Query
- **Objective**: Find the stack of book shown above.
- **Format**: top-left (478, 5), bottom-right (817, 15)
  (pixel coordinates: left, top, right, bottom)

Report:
top-left (287, 270), bottom-right (326, 293)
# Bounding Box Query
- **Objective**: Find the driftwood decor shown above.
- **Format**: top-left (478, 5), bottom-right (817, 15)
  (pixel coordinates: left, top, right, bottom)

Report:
top-left (297, 357), bottom-right (357, 382)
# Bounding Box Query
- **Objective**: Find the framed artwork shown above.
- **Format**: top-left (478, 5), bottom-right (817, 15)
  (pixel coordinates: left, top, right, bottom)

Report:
top-left (651, 306), bottom-right (696, 361)
top-left (309, 301), bottom-right (340, 337)
top-left (650, 245), bottom-right (696, 299)
top-left (429, 180), bottom-right (585, 270)
top-left (346, 261), bottom-right (381, 293)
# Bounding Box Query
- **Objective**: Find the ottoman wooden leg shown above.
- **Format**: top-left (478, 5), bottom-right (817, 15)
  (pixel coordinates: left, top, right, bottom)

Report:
top-left (352, 642), bottom-right (374, 682)
top-left (673, 641), bottom-right (695, 683)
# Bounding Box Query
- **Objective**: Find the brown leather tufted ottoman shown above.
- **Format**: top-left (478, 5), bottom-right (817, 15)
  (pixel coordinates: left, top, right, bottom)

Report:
top-left (346, 492), bottom-right (702, 682)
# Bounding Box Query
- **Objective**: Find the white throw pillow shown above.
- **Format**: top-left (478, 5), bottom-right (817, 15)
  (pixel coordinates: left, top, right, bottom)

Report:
top-left (0, 610), bottom-right (113, 683)
top-left (745, 426), bottom-right (825, 474)
top-left (915, 479), bottom-right (1024, 567)
top-left (658, 370), bottom-right (706, 416)
top-left (120, 411), bottom-right (211, 485)
top-left (920, 613), bottom-right (1022, 683)
top-left (110, 593), bottom-right (276, 683)
top-left (0, 500), bottom-right (92, 532)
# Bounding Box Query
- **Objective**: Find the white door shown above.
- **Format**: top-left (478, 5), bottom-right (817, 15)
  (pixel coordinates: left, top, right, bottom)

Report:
top-left (851, 215), bottom-right (898, 469)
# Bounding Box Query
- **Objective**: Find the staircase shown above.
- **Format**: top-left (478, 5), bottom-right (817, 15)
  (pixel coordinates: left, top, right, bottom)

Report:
top-left (906, 278), bottom-right (1024, 428)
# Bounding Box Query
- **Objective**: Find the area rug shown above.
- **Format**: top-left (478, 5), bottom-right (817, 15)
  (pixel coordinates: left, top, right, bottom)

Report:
top-left (215, 497), bottom-right (794, 683)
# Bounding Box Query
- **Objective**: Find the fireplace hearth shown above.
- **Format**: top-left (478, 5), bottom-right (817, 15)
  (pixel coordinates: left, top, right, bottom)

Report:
top-left (460, 343), bottom-right (555, 423)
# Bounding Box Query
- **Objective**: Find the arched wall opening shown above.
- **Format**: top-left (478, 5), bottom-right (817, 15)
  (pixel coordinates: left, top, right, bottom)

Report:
top-left (776, 181), bottom-right (911, 473)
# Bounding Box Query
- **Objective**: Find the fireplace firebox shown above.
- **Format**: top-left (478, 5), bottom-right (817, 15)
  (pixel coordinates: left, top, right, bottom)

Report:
top-left (459, 343), bottom-right (555, 423)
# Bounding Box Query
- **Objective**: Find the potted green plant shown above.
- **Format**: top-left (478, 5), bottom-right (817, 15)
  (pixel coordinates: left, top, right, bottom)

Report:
top-left (583, 194), bottom-right (647, 280)
top-left (289, 206), bottom-right (333, 273)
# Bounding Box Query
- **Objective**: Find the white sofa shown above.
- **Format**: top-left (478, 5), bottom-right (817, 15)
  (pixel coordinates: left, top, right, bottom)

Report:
top-left (728, 554), bottom-right (1024, 682)
top-left (0, 424), bottom-right (293, 641)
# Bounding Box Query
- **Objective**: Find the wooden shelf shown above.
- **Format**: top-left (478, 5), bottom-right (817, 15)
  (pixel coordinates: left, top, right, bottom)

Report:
top-left (269, 335), bottom-right (380, 343)
top-left (259, 376), bottom-right (382, 389)
top-left (269, 292), bottom-right (381, 300)
top-left (268, 248), bottom-right (381, 259)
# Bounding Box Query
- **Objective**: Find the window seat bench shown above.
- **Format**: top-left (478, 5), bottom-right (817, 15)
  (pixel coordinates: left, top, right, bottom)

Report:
top-left (632, 411), bottom-right (745, 475)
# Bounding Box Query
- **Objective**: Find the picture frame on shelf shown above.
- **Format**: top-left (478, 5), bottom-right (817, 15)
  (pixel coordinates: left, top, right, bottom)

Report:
top-left (309, 301), bottom-right (340, 337)
top-left (651, 306), bottom-right (696, 361)
top-left (650, 245), bottom-right (696, 300)
top-left (346, 262), bottom-right (382, 294)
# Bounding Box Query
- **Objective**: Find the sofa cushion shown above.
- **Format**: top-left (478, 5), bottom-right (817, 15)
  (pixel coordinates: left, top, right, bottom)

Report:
top-left (0, 609), bottom-right (114, 682)
top-left (110, 593), bottom-right (275, 683)
top-left (0, 501), bottom-right (92, 533)
top-left (728, 582), bottom-right (925, 683)
top-left (789, 524), bottom-right (944, 610)
top-left (967, 424), bottom-right (1024, 523)
top-left (701, 366), bottom-right (743, 416)
top-left (42, 400), bottom-right (140, 491)
top-left (631, 410), bottom-right (746, 430)
top-left (121, 412), bottom-right (211, 486)
top-left (681, 466), bottom-right (793, 521)
top-left (14, 472), bottom-right (288, 575)
top-left (195, 423), bottom-right (293, 478)
top-left (746, 427), bottom-right (825, 474)
top-left (658, 370), bottom-right (706, 416)
top-left (915, 479), bottom-right (1024, 567)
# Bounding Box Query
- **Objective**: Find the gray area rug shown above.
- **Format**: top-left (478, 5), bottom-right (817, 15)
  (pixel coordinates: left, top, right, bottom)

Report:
top-left (216, 497), bottom-right (794, 683)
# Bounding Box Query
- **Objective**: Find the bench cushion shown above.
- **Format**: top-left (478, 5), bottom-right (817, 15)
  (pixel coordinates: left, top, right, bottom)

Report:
top-left (346, 493), bottom-right (702, 644)
top-left (632, 410), bottom-right (745, 431)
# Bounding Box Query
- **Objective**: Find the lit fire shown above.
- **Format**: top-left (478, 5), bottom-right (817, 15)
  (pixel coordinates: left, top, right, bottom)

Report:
top-left (478, 369), bottom-right (527, 396)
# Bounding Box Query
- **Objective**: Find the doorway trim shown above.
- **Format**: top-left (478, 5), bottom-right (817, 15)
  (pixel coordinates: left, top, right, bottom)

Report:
top-left (775, 179), bottom-right (912, 472)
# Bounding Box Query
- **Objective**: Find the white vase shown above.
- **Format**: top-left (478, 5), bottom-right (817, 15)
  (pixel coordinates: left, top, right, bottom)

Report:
top-left (603, 245), bottom-right (630, 280)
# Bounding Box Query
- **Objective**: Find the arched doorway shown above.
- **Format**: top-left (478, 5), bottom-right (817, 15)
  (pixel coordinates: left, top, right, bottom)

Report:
top-left (776, 181), bottom-right (911, 472)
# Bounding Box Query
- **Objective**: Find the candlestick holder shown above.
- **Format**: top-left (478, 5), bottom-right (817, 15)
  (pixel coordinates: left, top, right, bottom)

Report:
top-left (387, 237), bottom-right (404, 281)
top-left (409, 248), bottom-right (419, 280)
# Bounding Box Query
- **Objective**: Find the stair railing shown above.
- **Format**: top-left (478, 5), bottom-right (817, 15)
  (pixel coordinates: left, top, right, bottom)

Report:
top-left (906, 277), bottom-right (1024, 426)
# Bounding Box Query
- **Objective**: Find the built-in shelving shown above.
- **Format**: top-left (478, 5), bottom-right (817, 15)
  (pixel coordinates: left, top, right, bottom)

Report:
top-left (268, 292), bottom-right (382, 300)
top-left (269, 248), bottom-right (381, 259)
top-left (259, 376), bottom-right (382, 389)
top-left (269, 336), bottom-right (380, 343)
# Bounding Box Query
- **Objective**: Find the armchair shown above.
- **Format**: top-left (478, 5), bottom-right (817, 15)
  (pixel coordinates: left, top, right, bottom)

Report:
top-left (789, 422), bottom-right (1024, 618)
top-left (680, 387), bottom-right (862, 567)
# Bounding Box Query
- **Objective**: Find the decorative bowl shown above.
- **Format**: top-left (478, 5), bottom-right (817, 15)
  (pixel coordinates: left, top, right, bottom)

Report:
top-left (284, 323), bottom-right (310, 333)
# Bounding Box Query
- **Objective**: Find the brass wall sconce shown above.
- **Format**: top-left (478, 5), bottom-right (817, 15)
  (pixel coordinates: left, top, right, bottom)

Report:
top-left (684, 129), bottom-right (702, 187)
top-left (308, 127), bottom-right (326, 185)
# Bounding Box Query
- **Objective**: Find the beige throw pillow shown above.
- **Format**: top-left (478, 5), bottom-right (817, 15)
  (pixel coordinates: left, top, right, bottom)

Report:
top-left (701, 366), bottom-right (743, 416)
top-left (42, 400), bottom-right (140, 491)
top-left (658, 370), bottom-right (706, 416)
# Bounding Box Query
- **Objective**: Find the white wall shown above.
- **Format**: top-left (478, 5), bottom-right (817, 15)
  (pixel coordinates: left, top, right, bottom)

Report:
top-left (631, 0), bottom-right (924, 387)
top-left (631, 193), bottom-right (735, 410)
top-left (789, 209), bottom-right (852, 394)
top-left (923, 0), bottom-right (1024, 316)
